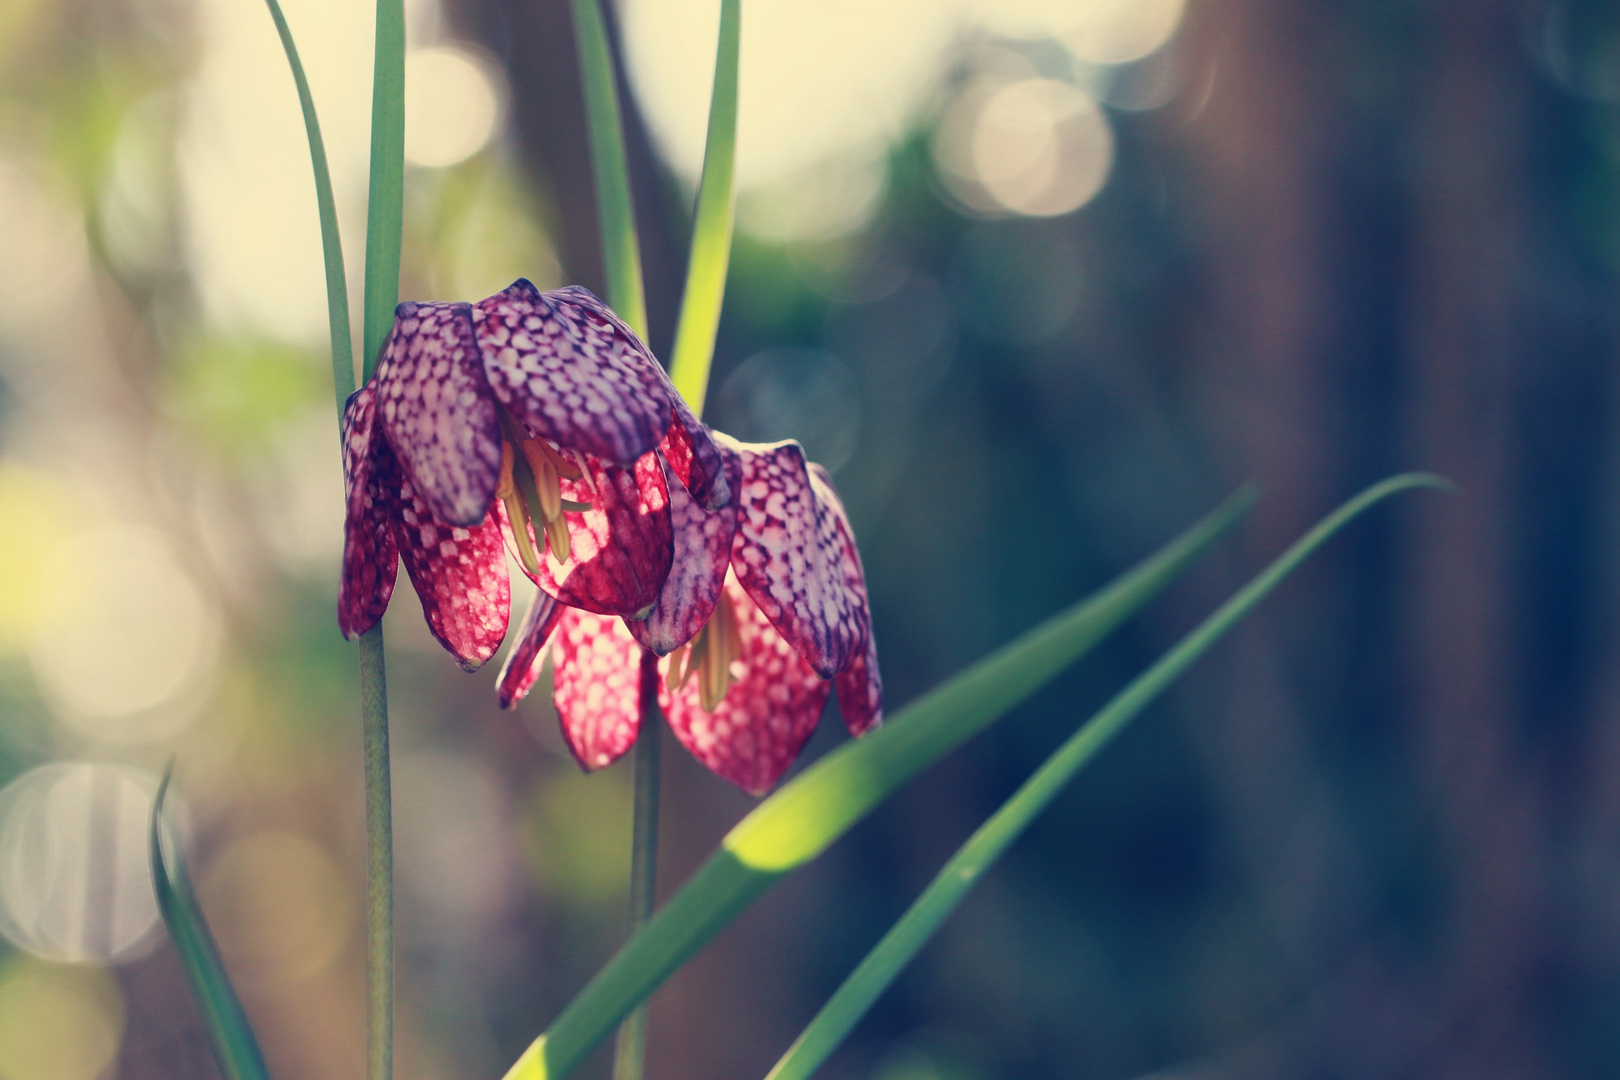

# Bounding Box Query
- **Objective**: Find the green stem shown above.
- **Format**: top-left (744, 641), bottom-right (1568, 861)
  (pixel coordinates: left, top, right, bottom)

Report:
top-left (359, 5), bottom-right (404, 1080)
top-left (570, 0), bottom-right (647, 336)
top-left (359, 625), bottom-right (393, 1080)
top-left (666, 0), bottom-right (740, 415)
top-left (613, 656), bottom-right (664, 1080)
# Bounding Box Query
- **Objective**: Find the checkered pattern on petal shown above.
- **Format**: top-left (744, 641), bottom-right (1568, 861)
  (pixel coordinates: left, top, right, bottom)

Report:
top-left (814, 466), bottom-right (881, 734)
top-left (497, 589), bottom-right (566, 709)
top-left (659, 582), bottom-right (832, 795)
top-left (628, 445), bottom-right (743, 656)
top-left (472, 280), bottom-right (671, 467)
top-left (393, 474), bottom-right (511, 671)
top-left (530, 451), bottom-right (674, 617)
top-left (375, 302), bottom-right (503, 527)
top-left (725, 435), bottom-right (862, 678)
top-left (339, 386), bottom-right (399, 639)
top-left (552, 608), bottom-right (646, 771)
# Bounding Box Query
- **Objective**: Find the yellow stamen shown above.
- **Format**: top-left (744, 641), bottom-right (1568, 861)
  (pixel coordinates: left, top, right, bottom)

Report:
top-left (498, 443), bottom-right (539, 575)
top-left (545, 508), bottom-right (571, 565)
top-left (699, 591), bottom-right (741, 712)
top-left (523, 436), bottom-right (584, 481)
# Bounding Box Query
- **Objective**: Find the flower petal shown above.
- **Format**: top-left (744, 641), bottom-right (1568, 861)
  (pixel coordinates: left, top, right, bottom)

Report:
top-left (659, 582), bottom-right (832, 795)
top-left (725, 436), bottom-right (862, 678)
top-left (472, 280), bottom-right (672, 467)
top-left (375, 302), bottom-right (504, 527)
top-left (393, 474), bottom-right (511, 670)
top-left (812, 462), bottom-right (882, 734)
top-left (627, 446), bottom-right (743, 655)
top-left (496, 589), bottom-right (566, 709)
top-left (339, 386), bottom-right (399, 639)
top-left (655, 387), bottom-right (730, 514)
top-left (529, 452), bottom-right (674, 617)
top-left (552, 608), bottom-right (647, 771)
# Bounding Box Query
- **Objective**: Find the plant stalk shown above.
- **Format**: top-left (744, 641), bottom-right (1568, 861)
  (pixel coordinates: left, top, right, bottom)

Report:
top-left (359, 625), bottom-right (393, 1080)
top-left (613, 654), bottom-right (664, 1080)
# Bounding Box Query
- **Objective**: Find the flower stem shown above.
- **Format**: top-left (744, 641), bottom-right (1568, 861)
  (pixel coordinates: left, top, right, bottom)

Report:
top-left (612, 653), bottom-right (663, 1080)
top-left (358, 624), bottom-right (394, 1080)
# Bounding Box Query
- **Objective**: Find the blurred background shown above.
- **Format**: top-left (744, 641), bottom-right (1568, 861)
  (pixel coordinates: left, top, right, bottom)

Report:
top-left (0, 0), bottom-right (1612, 1076)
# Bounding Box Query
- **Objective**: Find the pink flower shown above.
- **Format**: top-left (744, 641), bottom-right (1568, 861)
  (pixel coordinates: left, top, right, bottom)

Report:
top-left (338, 280), bottom-right (727, 670)
top-left (498, 434), bottom-right (881, 795)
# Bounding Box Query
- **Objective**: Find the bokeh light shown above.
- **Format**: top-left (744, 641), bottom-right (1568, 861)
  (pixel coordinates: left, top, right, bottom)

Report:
top-left (200, 830), bottom-right (354, 986)
top-left (0, 764), bottom-right (161, 963)
top-left (713, 347), bottom-right (862, 472)
top-left (404, 47), bottom-right (503, 168)
top-left (0, 956), bottom-right (125, 1080)
top-left (26, 525), bottom-right (218, 742)
top-left (935, 77), bottom-right (1115, 219)
top-left (965, 0), bottom-right (1186, 64)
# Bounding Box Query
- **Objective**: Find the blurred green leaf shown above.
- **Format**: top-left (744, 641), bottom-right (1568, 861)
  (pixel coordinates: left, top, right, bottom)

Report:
top-left (260, 0), bottom-right (354, 415)
top-left (149, 767), bottom-right (273, 1080)
top-left (502, 483), bottom-right (1259, 1080)
top-left (667, 0), bottom-right (740, 415)
top-left (571, 0), bottom-right (647, 336)
top-left (167, 336), bottom-right (323, 457)
top-left (764, 472), bottom-right (1451, 1080)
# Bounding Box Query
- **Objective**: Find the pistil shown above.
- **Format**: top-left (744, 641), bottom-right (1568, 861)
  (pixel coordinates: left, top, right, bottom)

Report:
top-left (497, 443), bottom-right (540, 574)
top-left (496, 409), bottom-right (592, 567)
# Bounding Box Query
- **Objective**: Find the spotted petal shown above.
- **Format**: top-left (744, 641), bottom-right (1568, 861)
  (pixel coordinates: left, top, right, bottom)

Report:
top-left (339, 386), bottom-right (399, 639)
top-left (496, 589), bottom-right (567, 709)
top-left (725, 436), bottom-right (862, 678)
top-left (814, 464), bottom-right (881, 734)
top-left (552, 608), bottom-right (647, 771)
top-left (659, 582), bottom-right (832, 795)
top-left (529, 452), bottom-right (674, 617)
top-left (393, 475), bottom-right (511, 671)
top-left (628, 445), bottom-right (743, 655)
top-left (472, 280), bottom-right (671, 468)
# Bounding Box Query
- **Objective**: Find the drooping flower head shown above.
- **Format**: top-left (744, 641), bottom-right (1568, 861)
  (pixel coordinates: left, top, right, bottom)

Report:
top-left (339, 280), bottom-right (728, 669)
top-left (498, 433), bottom-right (882, 795)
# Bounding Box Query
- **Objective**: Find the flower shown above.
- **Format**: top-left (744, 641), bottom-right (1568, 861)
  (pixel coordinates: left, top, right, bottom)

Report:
top-left (498, 433), bottom-right (882, 795)
top-left (338, 280), bottom-right (728, 670)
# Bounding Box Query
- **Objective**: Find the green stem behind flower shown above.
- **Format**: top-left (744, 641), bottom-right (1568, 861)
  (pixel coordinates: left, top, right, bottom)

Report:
top-left (359, 4), bottom-right (405, 1080)
top-left (761, 473), bottom-right (1451, 1080)
top-left (667, 0), bottom-right (740, 416)
top-left (612, 659), bottom-right (664, 1080)
top-left (571, 0), bottom-right (647, 338)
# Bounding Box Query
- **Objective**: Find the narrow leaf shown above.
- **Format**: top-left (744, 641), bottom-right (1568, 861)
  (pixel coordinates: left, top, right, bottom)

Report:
top-left (500, 484), bottom-right (1259, 1080)
top-left (150, 767), bottom-right (273, 1080)
top-left (763, 472), bottom-right (1450, 1080)
top-left (261, 0), bottom-right (355, 416)
top-left (666, 0), bottom-right (740, 416)
top-left (362, 0), bottom-right (407, 380)
top-left (571, 0), bottom-right (647, 337)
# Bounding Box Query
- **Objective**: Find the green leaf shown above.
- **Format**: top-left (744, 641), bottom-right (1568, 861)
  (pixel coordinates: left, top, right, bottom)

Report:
top-left (499, 483), bottom-right (1259, 1080)
top-left (362, 0), bottom-right (406, 381)
top-left (571, 0), bottom-right (647, 337)
top-left (149, 767), bottom-right (273, 1080)
top-left (763, 472), bottom-right (1451, 1080)
top-left (666, 0), bottom-right (740, 416)
top-left (259, 0), bottom-right (355, 417)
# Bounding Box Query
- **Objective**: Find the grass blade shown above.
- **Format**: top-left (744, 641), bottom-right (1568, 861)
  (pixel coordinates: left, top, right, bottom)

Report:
top-left (666, 0), bottom-right (740, 416)
top-left (150, 767), bottom-right (273, 1080)
top-left (571, 0), bottom-right (647, 336)
top-left (362, 0), bottom-right (406, 380)
top-left (763, 472), bottom-right (1451, 1080)
top-left (500, 483), bottom-right (1258, 1080)
top-left (260, 0), bottom-right (355, 414)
